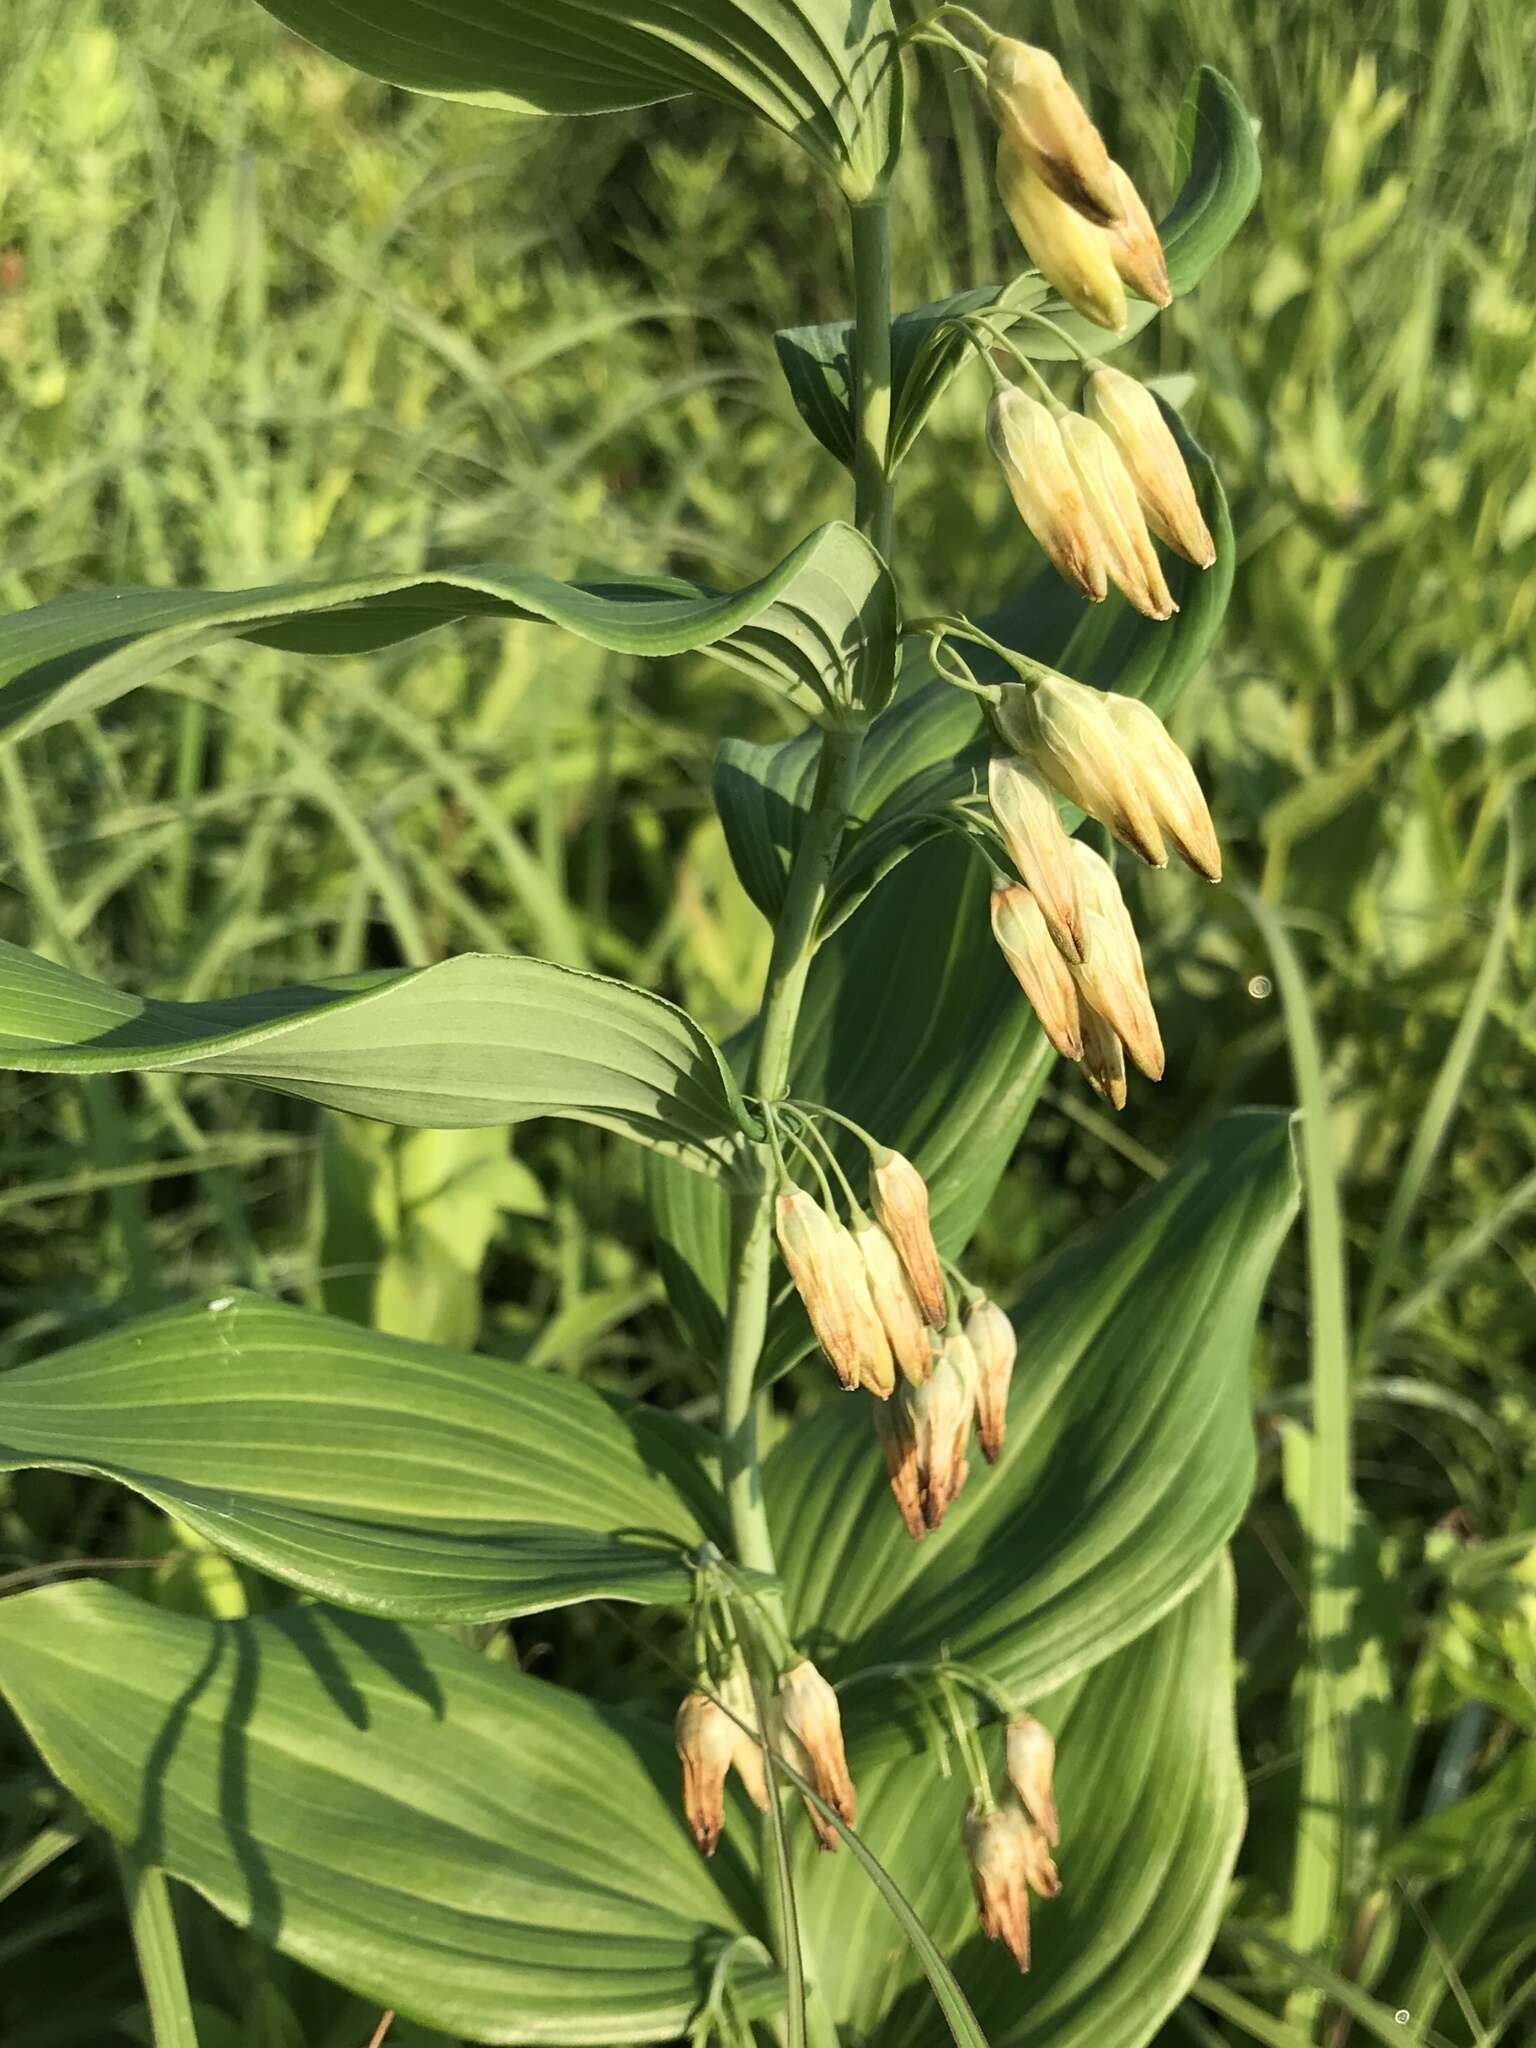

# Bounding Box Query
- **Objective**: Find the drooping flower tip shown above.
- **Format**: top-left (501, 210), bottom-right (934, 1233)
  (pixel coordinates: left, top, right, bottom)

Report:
top-left (985, 38), bottom-right (1121, 227)
top-left (1069, 844), bottom-right (1166, 1083)
top-left (987, 388), bottom-right (1108, 605)
top-left (965, 1297), bottom-right (1018, 1465)
top-left (674, 1692), bottom-right (735, 1857)
top-left (876, 1332), bottom-right (977, 1536)
top-left (1056, 412), bottom-right (1177, 622)
top-left (987, 751), bottom-right (1085, 963)
top-left (963, 1803), bottom-right (1034, 1972)
top-left (869, 1149), bottom-right (947, 1330)
top-left (995, 672), bottom-right (1168, 870)
top-left (775, 1188), bottom-right (893, 1396)
top-left (1004, 1715), bottom-right (1061, 1848)
top-left (1102, 693), bottom-right (1223, 882)
top-left (996, 134), bottom-right (1127, 334)
top-left (1085, 365), bottom-right (1216, 570)
top-left (990, 884), bottom-right (1083, 1063)
top-left (855, 1218), bottom-right (936, 1387)
top-left (777, 1659), bottom-right (855, 1850)
top-left (1106, 161), bottom-right (1172, 308)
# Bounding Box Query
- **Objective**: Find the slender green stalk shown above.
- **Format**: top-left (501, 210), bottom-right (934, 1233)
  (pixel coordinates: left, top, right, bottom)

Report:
top-left (116, 1850), bottom-right (199, 2048)
top-left (850, 201), bottom-right (895, 557)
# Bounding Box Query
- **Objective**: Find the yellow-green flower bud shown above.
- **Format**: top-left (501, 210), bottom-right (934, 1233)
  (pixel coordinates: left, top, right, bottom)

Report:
top-left (1056, 413), bottom-right (1176, 621)
top-left (1105, 161), bottom-right (1172, 307)
top-left (994, 673), bottom-right (1168, 869)
top-left (965, 1296), bottom-right (1018, 1465)
top-left (996, 133), bottom-right (1127, 334)
top-left (987, 387), bottom-right (1108, 604)
top-left (854, 1218), bottom-right (935, 1388)
top-left (987, 752), bottom-right (1085, 962)
top-left (869, 1148), bottom-right (947, 1330)
top-left (989, 884), bottom-right (1084, 1062)
top-left (1004, 1714), bottom-right (1060, 1847)
top-left (1102, 694), bottom-right (1222, 882)
top-left (985, 38), bottom-right (1122, 226)
top-left (1068, 845), bottom-right (1165, 1082)
top-left (1084, 365), bottom-right (1215, 569)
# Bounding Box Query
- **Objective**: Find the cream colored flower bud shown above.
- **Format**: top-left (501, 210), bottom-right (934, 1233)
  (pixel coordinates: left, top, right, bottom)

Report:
top-left (985, 38), bottom-right (1121, 226)
top-left (1069, 844), bottom-right (1164, 1081)
top-left (987, 752), bottom-right (1085, 961)
top-left (855, 1219), bottom-right (935, 1388)
top-left (767, 1708), bottom-right (840, 1852)
top-left (1079, 1002), bottom-right (1128, 1109)
top-left (869, 1149), bottom-right (947, 1330)
top-left (964, 1802), bottom-right (1034, 1972)
top-left (1105, 161), bottom-right (1172, 307)
top-left (997, 134), bottom-right (1127, 334)
top-left (675, 1691), bottom-right (736, 1857)
top-left (989, 884), bottom-right (1084, 1062)
top-left (1085, 366), bottom-right (1215, 569)
top-left (987, 388), bottom-right (1107, 604)
top-left (775, 1190), bottom-right (892, 1395)
top-left (719, 1660), bottom-right (770, 1814)
top-left (1102, 693), bottom-right (1222, 881)
top-left (778, 1660), bottom-right (855, 1846)
top-left (965, 1297), bottom-right (1018, 1465)
top-left (994, 674), bottom-right (1167, 869)
top-left (879, 1331), bottom-right (977, 1534)
top-left (1005, 1715), bottom-right (1060, 1847)
top-left (1057, 413), bottom-right (1176, 621)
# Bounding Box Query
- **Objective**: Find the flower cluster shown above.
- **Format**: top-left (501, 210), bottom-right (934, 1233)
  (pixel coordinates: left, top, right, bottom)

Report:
top-left (675, 1652), bottom-right (856, 1858)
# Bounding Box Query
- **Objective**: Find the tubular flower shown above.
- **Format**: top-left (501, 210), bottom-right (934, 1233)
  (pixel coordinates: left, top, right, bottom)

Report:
top-left (1079, 999), bottom-right (1128, 1109)
top-left (1102, 693), bottom-right (1222, 881)
top-left (777, 1660), bottom-right (855, 1848)
top-left (878, 1332), bottom-right (978, 1535)
top-left (987, 388), bottom-right (1107, 603)
top-left (874, 1393), bottom-right (926, 1540)
top-left (855, 1217), bottom-right (935, 1387)
top-left (997, 134), bottom-right (1127, 333)
top-left (775, 1190), bottom-right (893, 1395)
top-left (1105, 161), bottom-right (1172, 307)
top-left (869, 1148), bottom-right (947, 1329)
top-left (1056, 413), bottom-right (1176, 620)
top-left (674, 1691), bottom-right (736, 1857)
top-left (1004, 1714), bottom-right (1060, 1847)
top-left (965, 1296), bottom-right (1018, 1465)
top-left (987, 752), bottom-right (1085, 962)
top-left (984, 37), bottom-right (1121, 225)
top-left (963, 1802), bottom-right (1035, 1972)
top-left (990, 884), bottom-right (1083, 1062)
top-left (994, 674), bottom-right (1167, 869)
top-left (718, 1660), bottom-right (771, 1814)
top-left (1084, 365), bottom-right (1215, 569)
top-left (1069, 844), bottom-right (1164, 1081)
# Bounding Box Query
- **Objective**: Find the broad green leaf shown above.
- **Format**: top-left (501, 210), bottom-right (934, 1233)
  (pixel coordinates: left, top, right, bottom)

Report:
top-left (768, 1112), bottom-right (1299, 1706)
top-left (256, 1), bottom-right (902, 199)
top-left (0, 1293), bottom-right (722, 1618)
top-left (775, 67), bottom-right (1260, 468)
top-left (0, 1581), bottom-right (769, 2043)
top-left (0, 522), bottom-right (897, 744)
top-left (800, 1564), bottom-right (1245, 2048)
top-left (0, 942), bottom-right (752, 1171)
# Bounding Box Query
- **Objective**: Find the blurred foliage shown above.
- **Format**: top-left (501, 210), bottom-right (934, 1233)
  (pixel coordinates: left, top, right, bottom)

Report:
top-left (1, 0), bottom-right (1533, 2042)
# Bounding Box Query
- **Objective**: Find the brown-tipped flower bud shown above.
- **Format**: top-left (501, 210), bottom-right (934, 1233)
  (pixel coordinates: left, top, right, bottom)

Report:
top-left (997, 134), bottom-right (1127, 333)
top-left (1079, 1002), bottom-right (1128, 1110)
top-left (869, 1149), bottom-right (947, 1331)
top-left (1057, 413), bottom-right (1176, 621)
top-left (987, 388), bottom-right (1107, 604)
top-left (994, 674), bottom-right (1167, 869)
top-left (1102, 694), bottom-right (1222, 882)
top-left (855, 1219), bottom-right (935, 1388)
top-left (1085, 365), bottom-right (1215, 569)
top-left (965, 1297), bottom-right (1018, 1465)
top-left (1004, 1715), bottom-right (1060, 1847)
top-left (719, 1660), bottom-right (771, 1814)
top-left (675, 1691), bottom-right (736, 1857)
top-left (775, 1190), bottom-right (893, 1395)
top-left (964, 1802), bottom-right (1034, 1972)
top-left (777, 1660), bottom-right (855, 1848)
top-left (985, 38), bottom-right (1122, 226)
top-left (880, 1331), bottom-right (978, 1534)
top-left (1069, 844), bottom-right (1164, 1081)
top-left (989, 884), bottom-right (1084, 1062)
top-left (1105, 161), bottom-right (1172, 308)
top-left (874, 1393), bottom-right (926, 1541)
top-left (987, 752), bottom-right (1085, 962)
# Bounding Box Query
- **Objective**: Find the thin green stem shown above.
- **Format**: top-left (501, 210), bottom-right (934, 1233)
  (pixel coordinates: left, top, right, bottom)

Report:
top-left (116, 1850), bottom-right (199, 2048)
top-left (851, 201), bottom-right (895, 557)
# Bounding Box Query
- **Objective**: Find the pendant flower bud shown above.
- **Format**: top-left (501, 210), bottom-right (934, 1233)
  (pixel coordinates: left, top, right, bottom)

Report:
top-left (1020, 1821), bottom-right (1062, 1899)
top-left (1005, 1715), bottom-right (1060, 1847)
top-left (1105, 162), bottom-right (1172, 307)
top-left (984, 38), bottom-right (1121, 226)
top-left (1057, 413), bottom-right (1176, 620)
top-left (855, 1218), bottom-right (935, 1387)
top-left (775, 1190), bottom-right (893, 1395)
top-left (1069, 844), bottom-right (1164, 1080)
top-left (1102, 693), bottom-right (1222, 881)
top-left (1084, 365), bottom-right (1215, 569)
top-left (878, 1333), bottom-right (977, 1535)
top-left (987, 388), bottom-right (1107, 604)
top-left (1079, 1003), bottom-right (1127, 1109)
top-left (675, 1691), bottom-right (736, 1857)
top-left (994, 673), bottom-right (1167, 869)
top-left (964, 1802), bottom-right (1034, 1972)
top-left (989, 884), bottom-right (1083, 1062)
top-left (987, 752), bottom-right (1085, 961)
top-left (719, 1660), bottom-right (771, 1814)
top-left (875, 1394), bottom-right (926, 1540)
top-left (869, 1149), bottom-right (947, 1330)
top-left (777, 1660), bottom-right (855, 1847)
top-left (965, 1296), bottom-right (1018, 1465)
top-left (997, 135), bottom-right (1127, 333)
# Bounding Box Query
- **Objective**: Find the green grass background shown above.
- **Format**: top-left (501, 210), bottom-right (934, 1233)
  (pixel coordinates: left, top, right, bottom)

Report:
top-left (0, 0), bottom-right (1533, 2042)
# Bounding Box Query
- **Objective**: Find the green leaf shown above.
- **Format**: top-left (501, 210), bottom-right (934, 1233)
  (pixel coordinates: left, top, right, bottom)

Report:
top-left (800, 1565), bottom-right (1245, 2048)
top-left (0, 1293), bottom-right (721, 1618)
top-left (255, 0), bottom-right (903, 198)
top-left (0, 942), bottom-right (751, 1171)
top-left (775, 67), bottom-right (1261, 467)
top-left (0, 1581), bottom-right (766, 2043)
top-left (767, 1112), bottom-right (1299, 1708)
top-left (0, 522), bottom-right (897, 743)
